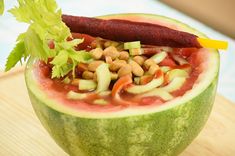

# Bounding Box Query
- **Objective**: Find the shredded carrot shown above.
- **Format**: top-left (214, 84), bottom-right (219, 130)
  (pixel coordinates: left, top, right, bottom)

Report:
top-left (111, 75), bottom-right (132, 97)
top-left (155, 69), bottom-right (163, 79)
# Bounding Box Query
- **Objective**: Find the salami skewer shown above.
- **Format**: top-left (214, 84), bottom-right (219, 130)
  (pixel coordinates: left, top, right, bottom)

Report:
top-left (62, 15), bottom-right (228, 49)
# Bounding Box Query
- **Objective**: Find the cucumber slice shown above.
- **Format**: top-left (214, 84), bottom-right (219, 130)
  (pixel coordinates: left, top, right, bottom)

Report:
top-left (161, 47), bottom-right (173, 52)
top-left (129, 48), bottom-right (143, 56)
top-left (79, 80), bottom-right (97, 90)
top-left (160, 66), bottom-right (171, 73)
top-left (67, 91), bottom-right (87, 100)
top-left (93, 99), bottom-right (108, 105)
top-left (96, 63), bottom-right (111, 93)
top-left (99, 91), bottom-right (111, 96)
top-left (182, 65), bottom-right (192, 73)
top-left (140, 88), bottom-right (173, 101)
top-left (161, 77), bottom-right (186, 92)
top-left (63, 77), bottom-right (71, 84)
top-left (172, 55), bottom-right (188, 65)
top-left (166, 69), bottom-right (189, 82)
top-left (151, 51), bottom-right (167, 64)
top-left (126, 75), bottom-right (164, 94)
top-left (134, 77), bottom-right (140, 85)
top-left (124, 41), bottom-right (141, 49)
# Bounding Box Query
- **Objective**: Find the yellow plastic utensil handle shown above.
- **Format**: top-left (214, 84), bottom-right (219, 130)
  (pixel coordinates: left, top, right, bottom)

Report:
top-left (197, 38), bottom-right (228, 50)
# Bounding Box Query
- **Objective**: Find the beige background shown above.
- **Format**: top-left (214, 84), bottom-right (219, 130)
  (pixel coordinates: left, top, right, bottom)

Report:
top-left (161, 0), bottom-right (235, 38)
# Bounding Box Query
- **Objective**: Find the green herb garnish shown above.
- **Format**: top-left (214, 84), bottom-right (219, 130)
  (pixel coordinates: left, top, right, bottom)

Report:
top-left (0, 0), bottom-right (4, 15)
top-left (5, 0), bottom-right (92, 78)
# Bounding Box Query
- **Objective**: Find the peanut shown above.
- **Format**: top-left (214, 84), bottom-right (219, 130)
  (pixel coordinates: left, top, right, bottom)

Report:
top-left (103, 46), bottom-right (120, 60)
top-left (147, 64), bottom-right (159, 75)
top-left (144, 59), bottom-right (156, 69)
top-left (129, 60), bottom-right (144, 77)
top-left (104, 41), bottom-right (119, 48)
top-left (90, 48), bottom-right (103, 60)
top-left (111, 72), bottom-right (118, 80)
top-left (133, 56), bottom-right (147, 66)
top-left (118, 64), bottom-right (132, 77)
top-left (109, 60), bottom-right (127, 71)
top-left (88, 61), bottom-right (104, 72)
top-left (105, 56), bottom-right (113, 64)
top-left (93, 72), bottom-right (97, 81)
top-left (82, 71), bottom-right (94, 79)
top-left (71, 79), bottom-right (80, 86)
top-left (119, 51), bottom-right (129, 61)
top-left (77, 63), bottom-right (88, 72)
top-left (104, 41), bottom-right (112, 48)
top-left (90, 38), bottom-right (104, 49)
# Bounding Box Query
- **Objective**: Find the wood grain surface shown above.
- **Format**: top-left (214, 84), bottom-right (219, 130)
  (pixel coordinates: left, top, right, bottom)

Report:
top-left (0, 69), bottom-right (235, 156)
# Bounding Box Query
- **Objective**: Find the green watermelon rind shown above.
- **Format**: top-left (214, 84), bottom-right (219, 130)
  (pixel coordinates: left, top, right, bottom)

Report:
top-left (25, 13), bottom-right (219, 156)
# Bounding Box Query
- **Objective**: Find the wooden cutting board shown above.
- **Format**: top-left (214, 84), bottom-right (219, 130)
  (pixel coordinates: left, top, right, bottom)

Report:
top-left (0, 68), bottom-right (235, 156)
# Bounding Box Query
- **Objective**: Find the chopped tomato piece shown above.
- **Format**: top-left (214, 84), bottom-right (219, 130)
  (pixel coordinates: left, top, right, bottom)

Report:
top-left (72, 33), bottom-right (95, 50)
top-left (174, 48), bottom-right (198, 58)
top-left (140, 75), bottom-right (153, 85)
top-left (48, 40), bottom-right (55, 49)
top-left (140, 97), bottom-right (163, 105)
top-left (77, 63), bottom-right (88, 72)
top-left (159, 56), bottom-right (176, 67)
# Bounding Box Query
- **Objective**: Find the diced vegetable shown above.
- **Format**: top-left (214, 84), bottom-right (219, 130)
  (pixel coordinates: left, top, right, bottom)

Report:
top-left (63, 77), bottom-right (71, 84)
top-left (159, 57), bottom-right (176, 67)
top-left (124, 41), bottom-right (141, 49)
top-left (99, 91), bottom-right (111, 96)
top-left (93, 99), bottom-right (108, 105)
top-left (129, 48), bottom-right (143, 56)
top-left (67, 91), bottom-right (87, 100)
top-left (126, 74), bottom-right (163, 94)
top-left (177, 64), bottom-right (192, 73)
top-left (140, 88), bottom-right (173, 101)
top-left (161, 47), bottom-right (173, 52)
top-left (134, 77), bottom-right (140, 85)
top-left (160, 66), bottom-right (171, 73)
top-left (151, 51), bottom-right (168, 64)
top-left (166, 69), bottom-right (189, 82)
top-left (161, 77), bottom-right (186, 92)
top-left (96, 63), bottom-right (111, 93)
top-left (172, 55), bottom-right (188, 65)
top-left (79, 79), bottom-right (97, 90)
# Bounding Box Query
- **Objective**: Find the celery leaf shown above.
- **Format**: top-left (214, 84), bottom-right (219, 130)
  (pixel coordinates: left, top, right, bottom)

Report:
top-left (5, 0), bottom-right (90, 78)
top-left (5, 41), bottom-right (26, 71)
top-left (0, 0), bottom-right (4, 15)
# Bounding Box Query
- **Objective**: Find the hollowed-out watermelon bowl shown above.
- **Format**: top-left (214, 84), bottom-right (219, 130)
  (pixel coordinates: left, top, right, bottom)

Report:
top-left (25, 13), bottom-right (219, 156)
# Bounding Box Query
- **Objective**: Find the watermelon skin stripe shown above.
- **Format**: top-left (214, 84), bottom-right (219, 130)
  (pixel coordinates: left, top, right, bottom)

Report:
top-left (25, 14), bottom-right (219, 156)
top-left (28, 78), bottom-right (217, 156)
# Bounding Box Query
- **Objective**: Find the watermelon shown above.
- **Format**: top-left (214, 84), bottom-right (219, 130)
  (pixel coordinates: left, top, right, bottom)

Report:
top-left (25, 13), bottom-right (219, 156)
